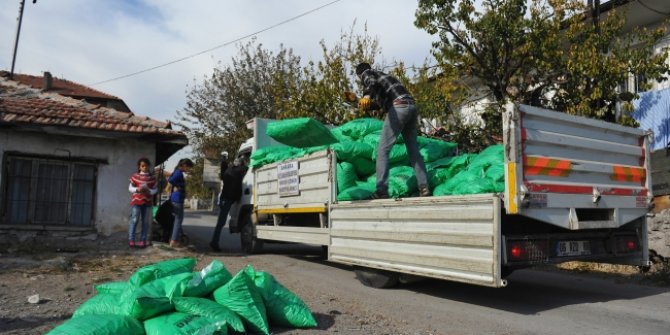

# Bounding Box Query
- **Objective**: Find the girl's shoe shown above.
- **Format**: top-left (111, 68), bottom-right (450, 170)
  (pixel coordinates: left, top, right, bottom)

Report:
top-left (137, 240), bottom-right (146, 249)
top-left (129, 240), bottom-right (136, 248)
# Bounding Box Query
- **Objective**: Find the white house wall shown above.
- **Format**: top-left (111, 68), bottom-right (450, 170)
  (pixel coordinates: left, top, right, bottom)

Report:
top-left (0, 129), bottom-right (155, 235)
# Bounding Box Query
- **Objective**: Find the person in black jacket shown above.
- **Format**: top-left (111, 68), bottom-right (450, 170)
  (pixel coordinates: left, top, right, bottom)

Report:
top-left (210, 154), bottom-right (249, 252)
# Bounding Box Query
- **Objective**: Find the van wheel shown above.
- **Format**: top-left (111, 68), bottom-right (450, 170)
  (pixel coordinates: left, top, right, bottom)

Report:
top-left (354, 267), bottom-right (399, 288)
top-left (240, 215), bottom-right (263, 254)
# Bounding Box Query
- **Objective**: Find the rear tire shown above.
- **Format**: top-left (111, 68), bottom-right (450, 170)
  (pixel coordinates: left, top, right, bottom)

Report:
top-left (240, 215), bottom-right (263, 254)
top-left (354, 267), bottom-right (399, 288)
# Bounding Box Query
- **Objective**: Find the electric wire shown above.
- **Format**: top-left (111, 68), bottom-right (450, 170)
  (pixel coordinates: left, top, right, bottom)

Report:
top-left (88, 0), bottom-right (343, 86)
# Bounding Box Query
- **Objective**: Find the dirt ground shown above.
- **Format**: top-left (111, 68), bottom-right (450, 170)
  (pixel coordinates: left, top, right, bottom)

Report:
top-left (0, 233), bottom-right (429, 335)
top-left (1, 232), bottom-right (668, 335)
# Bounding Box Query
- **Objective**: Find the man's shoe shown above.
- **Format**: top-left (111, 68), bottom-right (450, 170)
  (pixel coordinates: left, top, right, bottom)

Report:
top-left (209, 242), bottom-right (221, 252)
top-left (419, 184), bottom-right (432, 197)
top-left (370, 191), bottom-right (389, 200)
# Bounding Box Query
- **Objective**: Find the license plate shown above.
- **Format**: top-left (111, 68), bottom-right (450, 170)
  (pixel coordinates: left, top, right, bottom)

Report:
top-left (556, 240), bottom-right (591, 257)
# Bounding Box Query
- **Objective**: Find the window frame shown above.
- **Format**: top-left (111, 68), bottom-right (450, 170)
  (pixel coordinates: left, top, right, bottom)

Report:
top-left (1, 154), bottom-right (98, 227)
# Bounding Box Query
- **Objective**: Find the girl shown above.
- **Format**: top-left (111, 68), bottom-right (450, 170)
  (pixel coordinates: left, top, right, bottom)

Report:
top-left (168, 158), bottom-right (194, 248)
top-left (128, 157), bottom-right (157, 248)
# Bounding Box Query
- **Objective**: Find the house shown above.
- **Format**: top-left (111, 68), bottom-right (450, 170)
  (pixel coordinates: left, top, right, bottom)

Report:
top-left (0, 71), bottom-right (188, 245)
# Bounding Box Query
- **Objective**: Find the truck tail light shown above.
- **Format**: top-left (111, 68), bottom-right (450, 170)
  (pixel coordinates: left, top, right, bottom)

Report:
top-left (614, 235), bottom-right (639, 254)
top-left (506, 239), bottom-right (549, 264)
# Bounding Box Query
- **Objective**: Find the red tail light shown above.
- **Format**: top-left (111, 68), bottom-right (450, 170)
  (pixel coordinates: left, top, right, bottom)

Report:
top-left (510, 244), bottom-right (522, 259)
top-left (626, 240), bottom-right (636, 251)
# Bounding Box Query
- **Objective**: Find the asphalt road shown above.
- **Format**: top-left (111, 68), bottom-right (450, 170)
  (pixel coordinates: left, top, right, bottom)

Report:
top-left (183, 210), bottom-right (670, 335)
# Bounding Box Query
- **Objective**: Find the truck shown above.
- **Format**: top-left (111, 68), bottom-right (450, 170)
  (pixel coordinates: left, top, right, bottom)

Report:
top-left (225, 104), bottom-right (652, 288)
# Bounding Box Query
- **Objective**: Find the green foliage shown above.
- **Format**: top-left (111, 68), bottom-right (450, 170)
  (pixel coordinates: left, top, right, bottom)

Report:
top-left (415, 0), bottom-right (669, 126)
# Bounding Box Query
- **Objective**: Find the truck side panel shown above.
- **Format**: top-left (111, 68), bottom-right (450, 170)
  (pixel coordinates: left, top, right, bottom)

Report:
top-left (329, 195), bottom-right (505, 288)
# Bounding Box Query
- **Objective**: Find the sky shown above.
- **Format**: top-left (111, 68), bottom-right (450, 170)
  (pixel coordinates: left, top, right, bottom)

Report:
top-left (0, 0), bottom-right (438, 167)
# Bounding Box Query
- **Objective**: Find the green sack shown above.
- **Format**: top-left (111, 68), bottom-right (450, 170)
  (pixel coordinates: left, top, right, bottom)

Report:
top-left (484, 164), bottom-right (505, 183)
top-left (330, 127), bottom-right (353, 142)
top-left (418, 137), bottom-right (457, 163)
top-left (440, 169), bottom-right (483, 195)
top-left (245, 265), bottom-right (317, 328)
top-left (427, 168), bottom-right (451, 189)
top-left (433, 181), bottom-right (452, 196)
top-left (302, 145), bottom-right (329, 155)
top-left (251, 146), bottom-right (304, 169)
top-left (337, 118), bottom-right (384, 140)
top-left (331, 140), bottom-right (374, 161)
top-left (72, 292), bottom-right (130, 318)
top-left (446, 153), bottom-right (476, 178)
top-left (372, 143), bottom-right (409, 164)
top-left (128, 257), bottom-right (196, 288)
top-left (181, 260), bottom-right (233, 298)
top-left (452, 178), bottom-right (496, 195)
top-left (144, 312), bottom-right (220, 335)
top-left (173, 297), bottom-right (245, 334)
top-left (467, 144), bottom-right (504, 172)
top-left (266, 117), bottom-right (338, 148)
top-left (427, 156), bottom-right (457, 170)
top-left (350, 156), bottom-right (376, 177)
top-left (95, 281), bottom-right (132, 295)
top-left (387, 165), bottom-right (418, 198)
top-left (337, 182), bottom-right (376, 201)
top-left (212, 268), bottom-right (269, 335)
top-left (46, 314), bottom-right (144, 335)
top-left (336, 161), bottom-right (358, 193)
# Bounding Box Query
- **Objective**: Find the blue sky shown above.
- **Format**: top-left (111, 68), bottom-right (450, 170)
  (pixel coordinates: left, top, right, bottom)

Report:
top-left (0, 0), bottom-right (438, 165)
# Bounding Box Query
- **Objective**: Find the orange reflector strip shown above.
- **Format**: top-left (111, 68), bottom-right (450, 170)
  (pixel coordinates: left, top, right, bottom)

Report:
top-left (524, 156), bottom-right (572, 177)
top-left (611, 166), bottom-right (645, 183)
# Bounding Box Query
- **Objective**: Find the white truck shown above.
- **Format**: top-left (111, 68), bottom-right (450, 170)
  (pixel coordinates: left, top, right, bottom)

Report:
top-left (226, 104), bottom-right (652, 288)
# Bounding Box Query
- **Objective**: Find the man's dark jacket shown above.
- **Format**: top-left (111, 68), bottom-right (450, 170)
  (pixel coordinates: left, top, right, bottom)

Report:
top-left (220, 164), bottom-right (248, 202)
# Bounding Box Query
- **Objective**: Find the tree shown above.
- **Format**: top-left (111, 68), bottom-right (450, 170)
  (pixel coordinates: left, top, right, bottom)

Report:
top-left (414, 0), bottom-right (669, 127)
top-left (176, 39), bottom-right (304, 158)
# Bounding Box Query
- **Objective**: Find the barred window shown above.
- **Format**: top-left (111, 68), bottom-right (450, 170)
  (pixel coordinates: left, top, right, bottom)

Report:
top-left (2, 155), bottom-right (97, 226)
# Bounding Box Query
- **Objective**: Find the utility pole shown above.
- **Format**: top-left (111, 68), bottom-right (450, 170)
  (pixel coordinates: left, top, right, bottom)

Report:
top-left (10, 0), bottom-right (36, 80)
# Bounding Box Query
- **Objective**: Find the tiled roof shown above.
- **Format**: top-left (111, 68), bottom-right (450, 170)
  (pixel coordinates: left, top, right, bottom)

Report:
top-left (0, 75), bottom-right (186, 138)
top-left (3, 71), bottom-right (121, 100)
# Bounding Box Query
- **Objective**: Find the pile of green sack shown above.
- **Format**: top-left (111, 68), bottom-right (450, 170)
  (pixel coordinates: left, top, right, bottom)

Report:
top-left (252, 117), bottom-right (505, 201)
top-left (47, 257), bottom-right (317, 335)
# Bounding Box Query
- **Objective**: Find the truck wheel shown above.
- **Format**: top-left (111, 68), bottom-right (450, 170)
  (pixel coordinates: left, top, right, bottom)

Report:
top-left (354, 267), bottom-right (399, 288)
top-left (240, 216), bottom-right (263, 254)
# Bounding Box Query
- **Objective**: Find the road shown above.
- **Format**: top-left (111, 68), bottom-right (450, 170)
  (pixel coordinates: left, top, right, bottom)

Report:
top-left (183, 210), bottom-right (670, 335)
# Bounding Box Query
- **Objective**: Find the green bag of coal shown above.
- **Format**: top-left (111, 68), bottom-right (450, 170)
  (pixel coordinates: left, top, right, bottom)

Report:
top-left (144, 312), bottom-right (220, 335)
top-left (438, 169), bottom-right (484, 195)
top-left (427, 156), bottom-right (456, 170)
top-left (387, 165), bottom-right (418, 198)
top-left (266, 117), bottom-right (337, 148)
top-left (417, 137), bottom-right (457, 163)
top-left (330, 126), bottom-right (353, 142)
top-left (128, 257), bottom-right (196, 287)
top-left (245, 265), bottom-right (317, 328)
top-left (181, 260), bottom-right (233, 298)
top-left (331, 140), bottom-right (374, 161)
top-left (372, 143), bottom-right (409, 164)
top-left (467, 144), bottom-right (503, 172)
top-left (95, 281), bottom-right (132, 295)
top-left (212, 268), bottom-right (269, 335)
top-left (174, 297), bottom-right (245, 334)
top-left (337, 118), bottom-right (384, 140)
top-left (484, 164), bottom-right (505, 182)
top-left (446, 153), bottom-right (476, 178)
top-left (337, 181), bottom-right (376, 201)
top-left (427, 168), bottom-right (451, 189)
top-left (337, 161), bottom-right (358, 193)
top-left (350, 156), bottom-right (376, 177)
top-left (302, 145), bottom-right (329, 155)
top-left (433, 181), bottom-right (452, 196)
top-left (72, 291), bottom-right (130, 318)
top-left (452, 178), bottom-right (496, 195)
top-left (46, 314), bottom-right (144, 335)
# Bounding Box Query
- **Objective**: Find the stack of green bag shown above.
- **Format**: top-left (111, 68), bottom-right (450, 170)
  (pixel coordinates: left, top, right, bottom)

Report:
top-left (47, 258), bottom-right (317, 335)
top-left (254, 117), bottom-right (505, 200)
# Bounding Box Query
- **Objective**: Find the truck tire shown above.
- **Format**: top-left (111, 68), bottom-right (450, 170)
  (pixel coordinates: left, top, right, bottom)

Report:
top-left (240, 215), bottom-right (263, 254)
top-left (354, 267), bottom-right (399, 288)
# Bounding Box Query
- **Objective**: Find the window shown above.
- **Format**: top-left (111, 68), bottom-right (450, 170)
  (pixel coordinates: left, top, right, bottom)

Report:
top-left (2, 155), bottom-right (97, 226)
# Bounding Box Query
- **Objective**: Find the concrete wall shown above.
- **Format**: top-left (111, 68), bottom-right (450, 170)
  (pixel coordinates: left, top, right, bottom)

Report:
top-left (0, 129), bottom-right (155, 236)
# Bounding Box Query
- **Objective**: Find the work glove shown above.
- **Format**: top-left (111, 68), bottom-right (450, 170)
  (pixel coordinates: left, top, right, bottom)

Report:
top-left (358, 96), bottom-right (372, 110)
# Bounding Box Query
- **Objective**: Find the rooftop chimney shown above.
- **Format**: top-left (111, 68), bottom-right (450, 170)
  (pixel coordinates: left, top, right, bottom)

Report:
top-left (43, 71), bottom-right (52, 91)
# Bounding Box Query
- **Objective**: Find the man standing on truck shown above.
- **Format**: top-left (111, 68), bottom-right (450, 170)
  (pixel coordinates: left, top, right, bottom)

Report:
top-left (210, 154), bottom-right (249, 252)
top-left (356, 62), bottom-right (431, 199)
